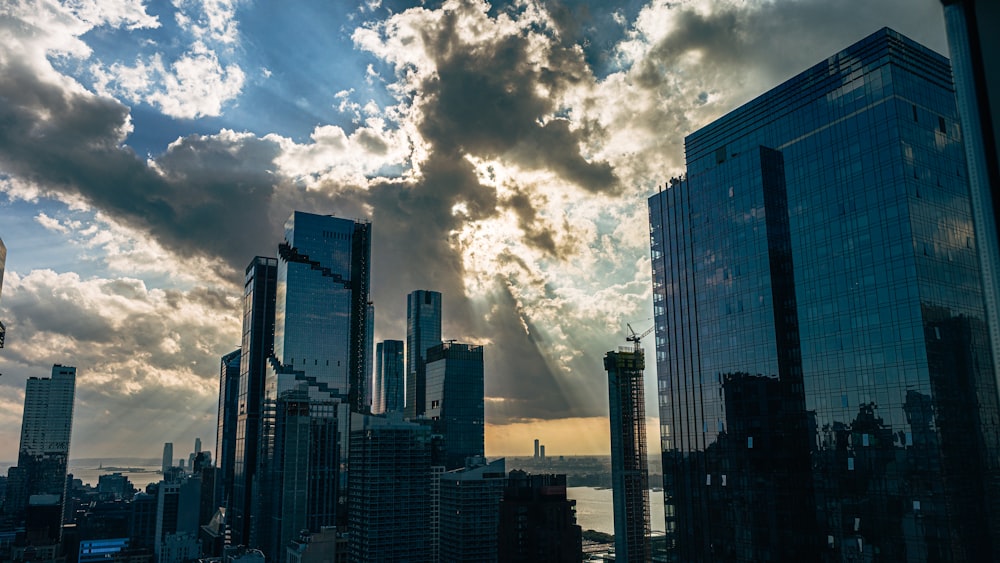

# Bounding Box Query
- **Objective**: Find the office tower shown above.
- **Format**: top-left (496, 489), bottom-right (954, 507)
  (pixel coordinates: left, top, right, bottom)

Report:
top-left (215, 349), bottom-right (241, 520)
top-left (346, 413), bottom-right (432, 563)
top-left (364, 301), bottom-right (374, 412)
top-left (497, 471), bottom-right (582, 562)
top-left (215, 349), bottom-right (245, 508)
top-left (605, 348), bottom-right (651, 563)
top-left (534, 439), bottom-right (539, 458)
top-left (232, 256), bottom-right (277, 547)
top-left (162, 443), bottom-right (173, 474)
top-left (372, 339), bottom-right (404, 415)
top-left (439, 457), bottom-right (506, 563)
top-left (425, 342), bottom-right (484, 469)
top-left (539, 445), bottom-right (544, 459)
top-left (4, 364), bottom-right (76, 527)
top-left (406, 289), bottom-right (442, 418)
top-left (154, 477), bottom-right (202, 563)
top-left (272, 211), bottom-right (371, 415)
top-left (256, 211), bottom-right (370, 559)
top-left (941, 0), bottom-right (1000, 397)
top-left (649, 28), bottom-right (1000, 560)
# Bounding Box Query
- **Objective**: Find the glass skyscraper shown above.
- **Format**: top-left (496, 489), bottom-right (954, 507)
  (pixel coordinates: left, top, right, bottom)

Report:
top-left (406, 289), bottom-right (442, 418)
top-left (373, 339), bottom-right (404, 415)
top-left (216, 348), bottom-right (240, 528)
top-left (4, 365), bottom-right (76, 527)
top-left (425, 341), bottom-right (485, 470)
top-left (232, 256), bottom-right (276, 548)
top-left (649, 28), bottom-right (1000, 561)
top-left (256, 211), bottom-right (371, 560)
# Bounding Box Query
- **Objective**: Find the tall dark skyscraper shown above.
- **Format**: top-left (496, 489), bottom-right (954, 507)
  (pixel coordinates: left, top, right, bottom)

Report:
top-left (406, 289), bottom-right (442, 418)
top-left (649, 28), bottom-right (1000, 560)
top-left (347, 413), bottom-right (432, 563)
top-left (425, 341), bottom-right (485, 469)
top-left (4, 365), bottom-right (76, 528)
top-left (372, 339), bottom-right (404, 415)
top-left (941, 0), bottom-right (1000, 397)
top-left (605, 348), bottom-right (650, 563)
top-left (216, 348), bottom-right (240, 518)
top-left (497, 471), bottom-right (582, 562)
top-left (256, 211), bottom-right (371, 559)
top-left (232, 256), bottom-right (277, 548)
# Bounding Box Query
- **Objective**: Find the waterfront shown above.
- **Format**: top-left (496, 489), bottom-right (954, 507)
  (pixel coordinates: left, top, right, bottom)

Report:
top-left (569, 486), bottom-right (666, 535)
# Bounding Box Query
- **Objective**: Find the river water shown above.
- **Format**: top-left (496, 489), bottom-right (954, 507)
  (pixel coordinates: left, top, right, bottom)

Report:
top-left (568, 486), bottom-right (666, 535)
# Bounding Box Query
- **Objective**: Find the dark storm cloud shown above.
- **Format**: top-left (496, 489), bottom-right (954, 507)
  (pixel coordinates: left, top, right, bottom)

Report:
top-left (417, 5), bottom-right (616, 195)
top-left (0, 39), bottom-right (283, 274)
top-left (634, 0), bottom-right (946, 93)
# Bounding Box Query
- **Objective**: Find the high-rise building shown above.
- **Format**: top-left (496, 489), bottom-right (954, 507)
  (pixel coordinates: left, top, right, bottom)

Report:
top-left (232, 256), bottom-right (277, 548)
top-left (604, 348), bottom-right (650, 563)
top-left (372, 339), bottom-right (404, 415)
top-left (649, 28), bottom-right (1000, 560)
top-left (406, 289), bottom-right (442, 418)
top-left (364, 302), bottom-right (374, 412)
top-left (162, 443), bottom-right (173, 475)
top-left (425, 342), bottom-right (485, 469)
top-left (439, 457), bottom-right (506, 563)
top-left (216, 349), bottom-right (240, 522)
top-left (257, 211), bottom-right (371, 558)
top-left (497, 471), bottom-right (582, 562)
top-left (347, 413), bottom-right (432, 563)
top-left (4, 364), bottom-right (76, 527)
top-left (941, 0), bottom-right (1000, 400)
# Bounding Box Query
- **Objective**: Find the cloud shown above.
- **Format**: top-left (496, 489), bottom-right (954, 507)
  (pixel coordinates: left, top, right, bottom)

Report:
top-left (0, 0), bottom-right (950, 449)
top-left (92, 44), bottom-right (246, 119)
top-left (0, 269), bottom-right (240, 458)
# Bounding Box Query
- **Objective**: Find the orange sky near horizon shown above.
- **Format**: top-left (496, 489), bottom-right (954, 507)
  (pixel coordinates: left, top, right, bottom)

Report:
top-left (484, 416), bottom-right (661, 458)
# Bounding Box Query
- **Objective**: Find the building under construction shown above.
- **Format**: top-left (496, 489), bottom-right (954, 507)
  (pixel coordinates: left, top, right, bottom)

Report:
top-left (605, 335), bottom-right (651, 563)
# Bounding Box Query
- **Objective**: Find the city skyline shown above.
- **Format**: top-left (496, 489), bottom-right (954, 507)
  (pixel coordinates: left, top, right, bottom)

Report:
top-left (0, 0), bottom-right (952, 462)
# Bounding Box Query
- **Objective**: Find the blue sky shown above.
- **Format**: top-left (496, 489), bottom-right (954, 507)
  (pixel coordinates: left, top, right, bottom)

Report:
top-left (0, 0), bottom-right (948, 461)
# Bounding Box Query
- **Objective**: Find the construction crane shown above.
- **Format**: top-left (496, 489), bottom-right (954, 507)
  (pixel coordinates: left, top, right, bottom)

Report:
top-left (626, 322), bottom-right (654, 353)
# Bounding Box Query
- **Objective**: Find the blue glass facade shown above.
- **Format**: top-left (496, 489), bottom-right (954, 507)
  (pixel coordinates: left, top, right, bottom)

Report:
top-left (373, 339), bottom-right (404, 414)
top-left (425, 342), bottom-right (484, 470)
top-left (406, 289), bottom-right (442, 418)
top-left (255, 212), bottom-right (370, 559)
top-left (649, 28), bottom-right (1000, 561)
top-left (216, 348), bottom-right (240, 528)
top-left (233, 256), bottom-right (276, 547)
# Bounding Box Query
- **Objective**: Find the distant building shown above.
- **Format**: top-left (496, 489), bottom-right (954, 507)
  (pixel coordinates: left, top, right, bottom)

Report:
top-left (161, 443), bottom-right (173, 475)
top-left (217, 349), bottom-right (240, 519)
top-left (425, 342), bottom-right (485, 469)
top-left (405, 290), bottom-right (442, 418)
top-left (153, 476), bottom-right (201, 563)
top-left (498, 471), bottom-right (581, 562)
top-left (232, 256), bottom-right (277, 548)
top-left (439, 457), bottom-right (506, 563)
top-left (97, 473), bottom-right (135, 501)
top-left (534, 439), bottom-right (539, 459)
top-left (4, 365), bottom-right (76, 532)
top-left (372, 340), bottom-right (404, 415)
top-left (347, 413), bottom-right (432, 563)
top-left (604, 348), bottom-right (651, 563)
